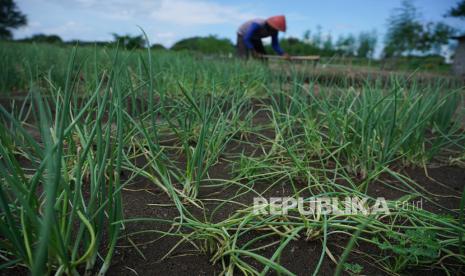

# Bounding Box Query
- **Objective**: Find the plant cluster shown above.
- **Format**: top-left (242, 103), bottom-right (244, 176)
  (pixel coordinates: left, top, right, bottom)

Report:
top-left (0, 41), bottom-right (464, 275)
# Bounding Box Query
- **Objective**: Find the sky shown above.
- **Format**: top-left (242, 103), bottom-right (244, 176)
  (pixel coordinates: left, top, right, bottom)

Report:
top-left (14, 0), bottom-right (465, 51)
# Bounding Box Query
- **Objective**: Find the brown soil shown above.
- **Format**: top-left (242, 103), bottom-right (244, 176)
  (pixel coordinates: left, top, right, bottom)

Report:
top-left (2, 97), bottom-right (464, 276)
top-left (104, 163), bottom-right (465, 275)
top-left (105, 110), bottom-right (465, 275)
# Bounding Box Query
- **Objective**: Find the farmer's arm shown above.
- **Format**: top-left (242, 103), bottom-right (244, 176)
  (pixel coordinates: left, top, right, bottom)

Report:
top-left (271, 33), bottom-right (284, 55)
top-left (243, 23), bottom-right (261, 49)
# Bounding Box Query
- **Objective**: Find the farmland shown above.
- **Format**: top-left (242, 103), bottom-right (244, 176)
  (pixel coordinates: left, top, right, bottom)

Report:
top-left (1, 41), bottom-right (465, 275)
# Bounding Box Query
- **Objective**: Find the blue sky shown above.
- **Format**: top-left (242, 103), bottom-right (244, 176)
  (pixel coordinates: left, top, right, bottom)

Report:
top-left (14, 0), bottom-right (464, 50)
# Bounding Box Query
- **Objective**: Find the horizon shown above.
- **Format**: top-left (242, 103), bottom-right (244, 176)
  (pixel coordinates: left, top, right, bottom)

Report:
top-left (13, 0), bottom-right (465, 56)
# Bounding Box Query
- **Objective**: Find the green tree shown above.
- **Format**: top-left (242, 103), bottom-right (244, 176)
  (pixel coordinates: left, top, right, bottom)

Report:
top-left (303, 30), bottom-right (311, 42)
top-left (21, 34), bottom-right (63, 44)
top-left (417, 22), bottom-right (455, 54)
top-left (384, 0), bottom-right (455, 57)
top-left (0, 0), bottom-right (27, 39)
top-left (171, 35), bottom-right (234, 54)
top-left (447, 0), bottom-right (465, 18)
top-left (312, 25), bottom-right (323, 48)
top-left (112, 33), bottom-right (146, 49)
top-left (323, 33), bottom-right (333, 52)
top-left (336, 34), bottom-right (356, 56)
top-left (384, 0), bottom-right (423, 56)
top-left (357, 31), bottom-right (377, 58)
top-left (151, 43), bottom-right (166, 50)
top-left (274, 36), bottom-right (338, 56)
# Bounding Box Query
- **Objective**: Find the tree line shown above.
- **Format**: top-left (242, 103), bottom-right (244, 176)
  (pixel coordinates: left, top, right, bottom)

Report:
top-left (1, 0), bottom-right (464, 58)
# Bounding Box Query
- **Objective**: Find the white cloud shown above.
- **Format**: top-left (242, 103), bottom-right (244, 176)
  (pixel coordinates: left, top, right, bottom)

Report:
top-left (43, 20), bottom-right (77, 34)
top-left (150, 0), bottom-right (259, 25)
top-left (46, 0), bottom-right (259, 25)
top-left (42, 21), bottom-right (93, 40)
top-left (157, 32), bottom-right (174, 37)
top-left (14, 0), bottom-right (263, 46)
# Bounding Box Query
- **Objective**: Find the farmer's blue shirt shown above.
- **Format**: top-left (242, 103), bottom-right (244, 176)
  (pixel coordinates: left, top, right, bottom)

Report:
top-left (237, 19), bottom-right (284, 55)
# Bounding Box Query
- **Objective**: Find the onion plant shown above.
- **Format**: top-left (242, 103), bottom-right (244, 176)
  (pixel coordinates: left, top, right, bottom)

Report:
top-left (0, 47), bottom-right (128, 275)
top-left (1, 40), bottom-right (465, 276)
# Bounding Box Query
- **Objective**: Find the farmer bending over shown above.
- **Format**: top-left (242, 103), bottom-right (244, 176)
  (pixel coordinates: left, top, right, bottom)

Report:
top-left (237, 15), bottom-right (289, 59)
